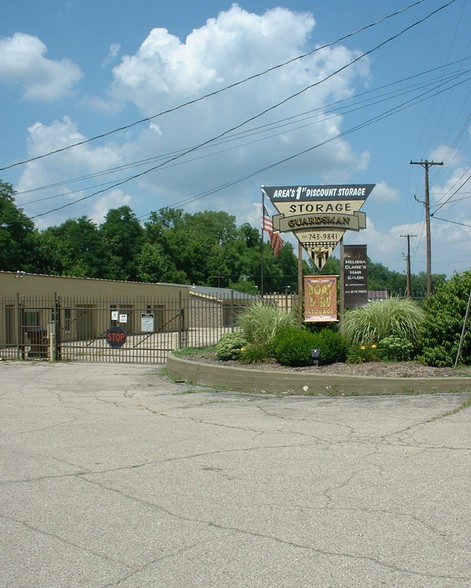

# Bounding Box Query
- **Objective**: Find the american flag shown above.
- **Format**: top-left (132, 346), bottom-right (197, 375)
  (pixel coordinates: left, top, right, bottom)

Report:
top-left (263, 205), bottom-right (284, 256)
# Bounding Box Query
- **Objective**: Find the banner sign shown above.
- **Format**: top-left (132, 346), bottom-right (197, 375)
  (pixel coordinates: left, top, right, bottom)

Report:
top-left (344, 244), bottom-right (368, 308)
top-left (304, 275), bottom-right (338, 323)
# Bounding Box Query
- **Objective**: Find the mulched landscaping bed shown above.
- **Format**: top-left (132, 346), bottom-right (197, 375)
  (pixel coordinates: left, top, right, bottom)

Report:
top-left (181, 349), bottom-right (466, 378)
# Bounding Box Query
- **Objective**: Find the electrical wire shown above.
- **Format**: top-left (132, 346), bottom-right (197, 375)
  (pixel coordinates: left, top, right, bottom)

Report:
top-left (18, 59), bottom-right (471, 207)
top-left (29, 0), bottom-right (459, 220)
top-left (0, 0), bottom-right (443, 173)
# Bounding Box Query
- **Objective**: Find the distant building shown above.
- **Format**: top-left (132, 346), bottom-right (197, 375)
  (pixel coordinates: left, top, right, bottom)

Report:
top-left (368, 290), bottom-right (389, 302)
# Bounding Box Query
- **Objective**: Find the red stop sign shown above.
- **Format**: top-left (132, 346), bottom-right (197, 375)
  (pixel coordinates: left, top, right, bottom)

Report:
top-left (106, 326), bottom-right (127, 348)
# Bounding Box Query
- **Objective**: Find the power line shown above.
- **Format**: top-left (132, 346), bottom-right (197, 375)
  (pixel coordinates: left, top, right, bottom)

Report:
top-left (19, 59), bottom-right (471, 207)
top-left (152, 81), bottom-right (463, 214)
top-left (31, 57), bottom-right (468, 220)
top-left (0, 0), bottom-right (446, 173)
top-left (29, 0), bottom-right (459, 220)
top-left (432, 215), bottom-right (471, 228)
top-left (432, 168), bottom-right (471, 214)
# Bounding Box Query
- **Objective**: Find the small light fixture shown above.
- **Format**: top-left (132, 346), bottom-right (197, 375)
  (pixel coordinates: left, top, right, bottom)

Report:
top-left (311, 348), bottom-right (320, 367)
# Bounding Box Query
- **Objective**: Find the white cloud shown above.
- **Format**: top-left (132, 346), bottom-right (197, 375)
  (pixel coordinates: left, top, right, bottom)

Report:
top-left (14, 5), bottom-right (374, 237)
top-left (0, 32), bottom-right (82, 101)
top-left (91, 189), bottom-right (132, 224)
top-left (430, 144), bottom-right (462, 167)
top-left (370, 181), bottom-right (400, 203)
top-left (102, 43), bottom-right (121, 67)
top-left (15, 117), bottom-right (126, 228)
top-left (105, 4), bottom-right (371, 221)
top-left (112, 5), bottom-right (317, 107)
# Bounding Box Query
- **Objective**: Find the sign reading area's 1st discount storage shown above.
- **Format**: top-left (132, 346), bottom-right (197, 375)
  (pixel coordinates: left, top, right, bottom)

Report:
top-left (262, 184), bottom-right (375, 269)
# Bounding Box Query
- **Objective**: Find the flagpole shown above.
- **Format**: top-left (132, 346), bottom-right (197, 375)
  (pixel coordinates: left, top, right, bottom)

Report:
top-left (260, 187), bottom-right (264, 298)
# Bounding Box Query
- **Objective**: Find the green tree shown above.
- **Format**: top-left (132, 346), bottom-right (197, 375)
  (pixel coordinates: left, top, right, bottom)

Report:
top-left (136, 241), bottom-right (187, 284)
top-left (100, 206), bottom-right (144, 281)
top-left (411, 271), bottom-right (447, 298)
top-left (37, 217), bottom-right (106, 277)
top-left (0, 181), bottom-right (37, 272)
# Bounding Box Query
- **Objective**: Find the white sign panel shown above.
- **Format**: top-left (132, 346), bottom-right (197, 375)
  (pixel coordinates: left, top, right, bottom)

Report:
top-left (141, 314), bottom-right (154, 333)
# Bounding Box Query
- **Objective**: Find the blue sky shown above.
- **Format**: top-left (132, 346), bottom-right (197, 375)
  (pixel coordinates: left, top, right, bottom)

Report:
top-left (1, 0), bottom-right (470, 277)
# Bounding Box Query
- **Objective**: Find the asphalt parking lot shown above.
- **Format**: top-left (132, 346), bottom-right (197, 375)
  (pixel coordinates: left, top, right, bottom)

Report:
top-left (1, 361), bottom-right (470, 587)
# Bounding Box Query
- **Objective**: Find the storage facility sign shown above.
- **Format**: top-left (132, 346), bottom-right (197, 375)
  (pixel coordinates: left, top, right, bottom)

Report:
top-left (304, 275), bottom-right (338, 323)
top-left (262, 184), bottom-right (374, 269)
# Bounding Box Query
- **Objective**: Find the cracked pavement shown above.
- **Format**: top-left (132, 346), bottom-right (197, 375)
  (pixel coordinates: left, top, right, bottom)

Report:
top-left (0, 361), bottom-right (470, 587)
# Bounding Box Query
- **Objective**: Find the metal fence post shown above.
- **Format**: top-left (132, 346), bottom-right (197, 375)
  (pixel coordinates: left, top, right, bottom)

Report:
top-left (231, 289), bottom-right (234, 332)
top-left (178, 290), bottom-right (184, 349)
top-left (15, 292), bottom-right (22, 360)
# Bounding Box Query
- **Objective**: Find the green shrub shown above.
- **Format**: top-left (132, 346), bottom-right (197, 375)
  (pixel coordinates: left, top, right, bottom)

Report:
top-left (343, 297), bottom-right (424, 345)
top-left (272, 327), bottom-right (317, 367)
top-left (379, 335), bottom-right (415, 362)
top-left (237, 302), bottom-right (296, 349)
top-left (418, 271), bottom-right (471, 367)
top-left (215, 333), bottom-right (248, 361)
top-left (418, 345), bottom-right (454, 368)
top-left (316, 328), bottom-right (349, 365)
top-left (272, 326), bottom-right (347, 367)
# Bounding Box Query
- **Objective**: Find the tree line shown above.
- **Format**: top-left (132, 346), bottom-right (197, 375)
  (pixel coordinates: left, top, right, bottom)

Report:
top-left (1, 180), bottom-right (445, 295)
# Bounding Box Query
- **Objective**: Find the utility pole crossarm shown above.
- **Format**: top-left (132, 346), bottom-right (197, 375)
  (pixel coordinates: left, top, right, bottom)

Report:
top-left (410, 159), bottom-right (444, 296)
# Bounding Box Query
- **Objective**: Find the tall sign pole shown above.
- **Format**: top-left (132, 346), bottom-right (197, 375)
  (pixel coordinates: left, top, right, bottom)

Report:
top-left (410, 160), bottom-right (443, 296)
top-left (297, 240), bottom-right (303, 328)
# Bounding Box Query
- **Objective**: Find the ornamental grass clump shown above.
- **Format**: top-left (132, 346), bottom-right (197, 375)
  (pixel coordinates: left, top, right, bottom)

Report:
top-left (237, 302), bottom-right (296, 350)
top-left (343, 297), bottom-right (424, 347)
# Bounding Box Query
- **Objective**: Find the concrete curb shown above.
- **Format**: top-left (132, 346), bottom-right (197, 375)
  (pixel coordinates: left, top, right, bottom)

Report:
top-left (166, 353), bottom-right (471, 396)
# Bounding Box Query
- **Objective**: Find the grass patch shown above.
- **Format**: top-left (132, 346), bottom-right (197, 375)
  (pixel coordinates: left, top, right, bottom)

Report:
top-left (173, 346), bottom-right (216, 358)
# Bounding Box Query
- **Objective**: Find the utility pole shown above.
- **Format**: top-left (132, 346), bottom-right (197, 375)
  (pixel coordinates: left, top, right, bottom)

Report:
top-left (401, 233), bottom-right (416, 297)
top-left (410, 159), bottom-right (443, 296)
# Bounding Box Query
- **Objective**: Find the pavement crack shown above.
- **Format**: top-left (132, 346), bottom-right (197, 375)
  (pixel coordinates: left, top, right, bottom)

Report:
top-left (0, 512), bottom-right (134, 571)
top-left (76, 477), bottom-right (471, 584)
